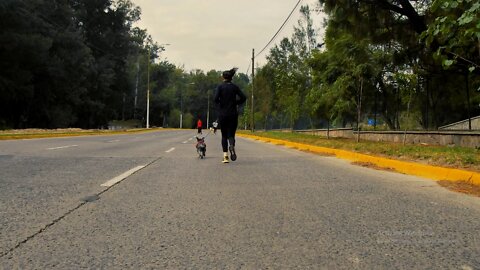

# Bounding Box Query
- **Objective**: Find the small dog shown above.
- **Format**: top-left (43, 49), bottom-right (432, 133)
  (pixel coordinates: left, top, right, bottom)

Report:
top-left (196, 136), bottom-right (206, 159)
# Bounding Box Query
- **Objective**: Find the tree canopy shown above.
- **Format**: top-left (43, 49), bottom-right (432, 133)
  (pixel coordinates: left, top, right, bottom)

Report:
top-left (0, 0), bottom-right (249, 130)
top-left (2, 1), bottom-right (479, 131)
top-left (250, 1), bottom-right (480, 131)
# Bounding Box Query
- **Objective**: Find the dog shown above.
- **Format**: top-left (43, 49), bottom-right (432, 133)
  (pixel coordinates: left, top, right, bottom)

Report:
top-left (196, 136), bottom-right (206, 159)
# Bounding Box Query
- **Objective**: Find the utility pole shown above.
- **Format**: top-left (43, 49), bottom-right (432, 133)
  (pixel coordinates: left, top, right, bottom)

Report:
top-left (251, 49), bottom-right (255, 132)
top-left (146, 47), bottom-right (150, 129)
top-left (180, 89), bottom-right (183, 129)
top-left (207, 90), bottom-right (210, 129)
top-left (134, 60), bottom-right (139, 119)
top-left (145, 43), bottom-right (169, 128)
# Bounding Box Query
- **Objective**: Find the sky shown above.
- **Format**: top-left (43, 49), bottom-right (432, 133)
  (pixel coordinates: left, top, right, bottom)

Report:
top-left (132, 0), bottom-right (324, 73)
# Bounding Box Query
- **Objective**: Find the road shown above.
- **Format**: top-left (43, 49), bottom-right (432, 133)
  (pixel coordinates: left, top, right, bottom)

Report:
top-left (0, 130), bottom-right (479, 269)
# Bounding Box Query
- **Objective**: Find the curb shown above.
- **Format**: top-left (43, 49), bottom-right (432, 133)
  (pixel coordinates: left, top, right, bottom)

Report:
top-left (238, 133), bottom-right (480, 185)
top-left (0, 128), bottom-right (173, 140)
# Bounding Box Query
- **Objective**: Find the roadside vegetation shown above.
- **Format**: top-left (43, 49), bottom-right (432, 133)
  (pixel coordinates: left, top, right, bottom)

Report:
top-left (242, 131), bottom-right (480, 172)
top-left (242, 0), bottom-right (480, 132)
top-left (2, 1), bottom-right (479, 133)
top-left (0, 128), bottom-right (164, 140)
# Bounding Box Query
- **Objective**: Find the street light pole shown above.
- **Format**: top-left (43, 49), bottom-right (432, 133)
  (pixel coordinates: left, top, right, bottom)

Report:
top-left (145, 43), bottom-right (170, 129)
top-left (146, 47), bottom-right (151, 129)
top-left (180, 87), bottom-right (183, 129)
top-left (134, 59), bottom-right (139, 119)
top-left (207, 90), bottom-right (210, 129)
top-left (251, 48), bottom-right (255, 132)
top-left (180, 82), bottom-right (196, 129)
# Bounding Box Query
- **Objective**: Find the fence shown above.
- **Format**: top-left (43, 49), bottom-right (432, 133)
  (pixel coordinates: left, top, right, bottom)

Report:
top-left (267, 128), bottom-right (480, 148)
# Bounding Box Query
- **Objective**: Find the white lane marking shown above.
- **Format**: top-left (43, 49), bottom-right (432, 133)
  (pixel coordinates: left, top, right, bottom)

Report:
top-left (182, 140), bottom-right (189, 144)
top-left (101, 165), bottom-right (146, 187)
top-left (166, 147), bottom-right (175, 153)
top-left (47, 145), bottom-right (79, 150)
top-left (107, 140), bottom-right (120, 143)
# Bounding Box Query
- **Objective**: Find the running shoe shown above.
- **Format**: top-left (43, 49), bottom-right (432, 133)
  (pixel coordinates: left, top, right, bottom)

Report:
top-left (229, 145), bottom-right (237, 161)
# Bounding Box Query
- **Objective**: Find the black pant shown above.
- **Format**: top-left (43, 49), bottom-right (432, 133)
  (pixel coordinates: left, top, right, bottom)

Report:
top-left (219, 115), bottom-right (238, 152)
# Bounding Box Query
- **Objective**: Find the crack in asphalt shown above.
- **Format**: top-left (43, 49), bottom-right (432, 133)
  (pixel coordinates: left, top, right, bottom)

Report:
top-left (0, 156), bottom-right (162, 259)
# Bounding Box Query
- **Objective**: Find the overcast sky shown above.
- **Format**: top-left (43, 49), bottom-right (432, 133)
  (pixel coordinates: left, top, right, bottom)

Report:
top-left (132, 0), bottom-right (324, 73)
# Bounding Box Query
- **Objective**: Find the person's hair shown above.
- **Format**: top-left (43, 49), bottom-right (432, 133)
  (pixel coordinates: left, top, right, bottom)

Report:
top-left (222, 68), bottom-right (238, 81)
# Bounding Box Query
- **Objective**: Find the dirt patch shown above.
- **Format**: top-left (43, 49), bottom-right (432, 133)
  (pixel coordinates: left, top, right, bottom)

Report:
top-left (437, 180), bottom-right (480, 197)
top-left (351, 161), bottom-right (398, 172)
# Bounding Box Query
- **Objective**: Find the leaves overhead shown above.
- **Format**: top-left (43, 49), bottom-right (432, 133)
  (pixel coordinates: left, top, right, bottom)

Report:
top-left (249, 1), bottom-right (480, 131)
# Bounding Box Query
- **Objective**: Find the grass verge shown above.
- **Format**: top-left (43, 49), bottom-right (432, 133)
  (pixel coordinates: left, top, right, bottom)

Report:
top-left (240, 131), bottom-right (480, 196)
top-left (0, 128), bottom-right (166, 140)
top-left (239, 131), bottom-right (480, 173)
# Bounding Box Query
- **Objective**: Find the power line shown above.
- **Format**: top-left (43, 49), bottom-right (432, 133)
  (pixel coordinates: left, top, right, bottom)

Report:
top-left (255, 0), bottom-right (303, 58)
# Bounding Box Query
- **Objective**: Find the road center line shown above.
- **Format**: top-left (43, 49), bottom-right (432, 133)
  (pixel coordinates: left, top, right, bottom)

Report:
top-left (101, 165), bottom-right (146, 187)
top-left (166, 147), bottom-right (175, 153)
top-left (47, 145), bottom-right (79, 150)
top-left (107, 140), bottom-right (120, 143)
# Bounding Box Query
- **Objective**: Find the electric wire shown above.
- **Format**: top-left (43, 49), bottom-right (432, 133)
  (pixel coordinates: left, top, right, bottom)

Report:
top-left (246, 62), bottom-right (251, 77)
top-left (255, 0), bottom-right (303, 58)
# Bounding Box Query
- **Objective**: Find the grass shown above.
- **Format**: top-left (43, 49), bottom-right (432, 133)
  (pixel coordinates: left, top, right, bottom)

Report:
top-left (240, 131), bottom-right (480, 172)
top-left (0, 128), bottom-right (164, 140)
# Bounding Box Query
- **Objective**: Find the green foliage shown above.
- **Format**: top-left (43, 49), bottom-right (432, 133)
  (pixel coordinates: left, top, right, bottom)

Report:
top-left (0, 0), bottom-right (161, 128)
top-left (252, 5), bottom-right (318, 129)
top-left (183, 113), bottom-right (194, 129)
top-left (247, 131), bottom-right (480, 169)
top-left (168, 108), bottom-right (181, 128)
top-left (422, 0), bottom-right (480, 71)
top-left (301, 0), bottom-right (480, 131)
top-left (3, 0), bottom-right (479, 132)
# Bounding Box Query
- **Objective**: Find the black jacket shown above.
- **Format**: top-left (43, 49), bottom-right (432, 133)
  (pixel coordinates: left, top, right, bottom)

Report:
top-left (214, 81), bottom-right (247, 118)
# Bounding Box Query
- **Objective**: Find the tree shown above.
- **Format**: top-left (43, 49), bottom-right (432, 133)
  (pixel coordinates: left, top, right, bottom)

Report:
top-left (262, 5), bottom-right (319, 129)
top-left (420, 0), bottom-right (480, 128)
top-left (72, 0), bottom-right (146, 128)
top-left (0, 0), bottom-right (157, 129)
top-left (0, 0), bottom-right (95, 128)
top-left (313, 0), bottom-right (480, 129)
top-left (422, 0), bottom-right (480, 72)
top-left (251, 65), bottom-right (275, 130)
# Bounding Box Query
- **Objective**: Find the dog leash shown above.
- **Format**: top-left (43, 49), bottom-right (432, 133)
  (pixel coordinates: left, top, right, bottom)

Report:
top-left (202, 129), bottom-right (212, 139)
top-left (194, 129), bottom-right (212, 140)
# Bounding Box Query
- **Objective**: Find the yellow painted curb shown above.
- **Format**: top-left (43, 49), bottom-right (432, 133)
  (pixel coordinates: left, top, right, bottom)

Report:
top-left (238, 133), bottom-right (480, 185)
top-left (0, 128), bottom-right (174, 140)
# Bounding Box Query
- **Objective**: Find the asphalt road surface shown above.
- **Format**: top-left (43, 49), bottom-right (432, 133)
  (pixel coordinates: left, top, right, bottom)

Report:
top-left (1, 130), bottom-right (479, 269)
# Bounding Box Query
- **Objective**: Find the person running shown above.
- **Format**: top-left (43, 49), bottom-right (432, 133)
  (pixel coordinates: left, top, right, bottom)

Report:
top-left (214, 68), bottom-right (246, 163)
top-left (197, 118), bottom-right (202, 134)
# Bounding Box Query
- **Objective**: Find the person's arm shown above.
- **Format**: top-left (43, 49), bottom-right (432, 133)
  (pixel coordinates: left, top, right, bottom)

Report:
top-left (236, 86), bottom-right (247, 105)
top-left (214, 85), bottom-right (221, 104)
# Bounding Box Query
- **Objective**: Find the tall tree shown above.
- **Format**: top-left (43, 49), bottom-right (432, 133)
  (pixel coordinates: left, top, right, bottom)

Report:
top-left (72, 0), bottom-right (141, 127)
top-left (0, 0), bottom-right (94, 128)
top-left (262, 5), bottom-right (319, 129)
